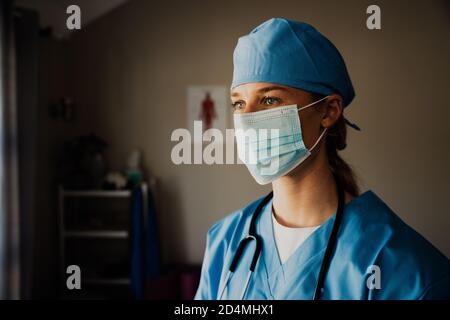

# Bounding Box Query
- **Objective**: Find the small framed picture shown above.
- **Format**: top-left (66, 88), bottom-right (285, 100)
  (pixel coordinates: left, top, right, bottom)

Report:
top-left (187, 86), bottom-right (228, 143)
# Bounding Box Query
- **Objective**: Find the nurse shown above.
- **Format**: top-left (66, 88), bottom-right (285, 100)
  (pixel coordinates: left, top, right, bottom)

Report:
top-left (195, 18), bottom-right (450, 300)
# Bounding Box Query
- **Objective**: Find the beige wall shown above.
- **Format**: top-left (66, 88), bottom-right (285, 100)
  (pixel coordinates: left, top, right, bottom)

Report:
top-left (35, 37), bottom-right (74, 297)
top-left (65, 0), bottom-right (450, 263)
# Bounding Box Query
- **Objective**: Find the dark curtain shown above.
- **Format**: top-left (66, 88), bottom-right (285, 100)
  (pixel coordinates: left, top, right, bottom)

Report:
top-left (0, 0), bottom-right (20, 300)
top-left (14, 7), bottom-right (39, 300)
top-left (0, 1), bottom-right (38, 299)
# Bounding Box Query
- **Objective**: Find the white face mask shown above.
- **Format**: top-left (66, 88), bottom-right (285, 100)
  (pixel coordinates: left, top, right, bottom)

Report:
top-left (233, 96), bottom-right (328, 185)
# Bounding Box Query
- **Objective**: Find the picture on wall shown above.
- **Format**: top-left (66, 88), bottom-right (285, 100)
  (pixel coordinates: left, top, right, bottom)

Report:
top-left (187, 86), bottom-right (228, 143)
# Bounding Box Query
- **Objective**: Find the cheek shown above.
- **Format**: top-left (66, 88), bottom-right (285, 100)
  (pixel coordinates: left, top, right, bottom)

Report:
top-left (299, 114), bottom-right (321, 148)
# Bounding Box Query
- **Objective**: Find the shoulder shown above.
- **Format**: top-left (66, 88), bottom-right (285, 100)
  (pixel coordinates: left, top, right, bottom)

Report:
top-left (342, 190), bottom-right (450, 299)
top-left (195, 195), bottom-right (270, 300)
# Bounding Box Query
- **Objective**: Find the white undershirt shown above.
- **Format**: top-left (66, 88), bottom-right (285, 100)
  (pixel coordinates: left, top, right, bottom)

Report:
top-left (272, 212), bottom-right (320, 264)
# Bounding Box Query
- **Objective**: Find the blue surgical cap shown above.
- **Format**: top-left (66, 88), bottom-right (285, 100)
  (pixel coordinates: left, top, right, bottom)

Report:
top-left (231, 18), bottom-right (355, 107)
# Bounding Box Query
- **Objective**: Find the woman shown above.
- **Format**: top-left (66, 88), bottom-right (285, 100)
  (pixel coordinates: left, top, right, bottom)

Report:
top-left (195, 18), bottom-right (450, 300)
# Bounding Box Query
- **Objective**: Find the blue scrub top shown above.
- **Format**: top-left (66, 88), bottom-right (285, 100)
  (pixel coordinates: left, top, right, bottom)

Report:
top-left (195, 191), bottom-right (450, 300)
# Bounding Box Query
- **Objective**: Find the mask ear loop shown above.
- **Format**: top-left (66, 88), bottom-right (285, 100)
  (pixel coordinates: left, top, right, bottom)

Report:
top-left (297, 95), bottom-right (330, 112)
top-left (296, 95), bottom-right (330, 152)
top-left (309, 127), bottom-right (327, 152)
top-left (298, 96), bottom-right (361, 149)
top-left (298, 95), bottom-right (362, 131)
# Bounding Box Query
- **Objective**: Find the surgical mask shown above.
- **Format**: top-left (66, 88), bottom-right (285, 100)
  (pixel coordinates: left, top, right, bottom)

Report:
top-left (233, 96), bottom-right (328, 185)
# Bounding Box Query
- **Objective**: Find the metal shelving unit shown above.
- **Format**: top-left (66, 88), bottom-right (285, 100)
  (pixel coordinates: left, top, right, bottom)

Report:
top-left (84, 278), bottom-right (131, 286)
top-left (58, 181), bottom-right (154, 298)
top-left (62, 189), bottom-right (132, 198)
top-left (64, 230), bottom-right (129, 239)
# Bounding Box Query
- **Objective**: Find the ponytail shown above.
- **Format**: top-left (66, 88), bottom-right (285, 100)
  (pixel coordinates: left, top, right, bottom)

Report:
top-left (310, 93), bottom-right (360, 196)
top-left (326, 115), bottom-right (359, 196)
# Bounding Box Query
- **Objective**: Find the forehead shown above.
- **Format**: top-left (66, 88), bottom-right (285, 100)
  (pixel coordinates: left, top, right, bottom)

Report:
top-left (230, 82), bottom-right (309, 99)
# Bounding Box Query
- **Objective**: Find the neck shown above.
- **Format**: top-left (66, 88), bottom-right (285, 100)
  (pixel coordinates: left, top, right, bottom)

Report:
top-left (271, 147), bottom-right (339, 228)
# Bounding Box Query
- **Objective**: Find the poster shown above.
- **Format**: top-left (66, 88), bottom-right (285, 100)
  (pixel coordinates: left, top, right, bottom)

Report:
top-left (187, 86), bottom-right (228, 143)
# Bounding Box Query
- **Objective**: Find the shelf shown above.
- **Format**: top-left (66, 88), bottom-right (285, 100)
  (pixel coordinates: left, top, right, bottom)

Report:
top-left (84, 278), bottom-right (131, 286)
top-left (62, 189), bottom-right (132, 198)
top-left (59, 181), bottom-right (153, 298)
top-left (64, 230), bottom-right (129, 239)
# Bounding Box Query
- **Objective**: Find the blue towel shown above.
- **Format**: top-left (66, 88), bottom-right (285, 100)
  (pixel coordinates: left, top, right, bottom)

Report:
top-left (131, 184), bottom-right (160, 299)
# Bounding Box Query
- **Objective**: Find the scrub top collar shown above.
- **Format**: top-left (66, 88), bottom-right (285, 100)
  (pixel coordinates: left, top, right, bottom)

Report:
top-left (257, 190), bottom-right (374, 297)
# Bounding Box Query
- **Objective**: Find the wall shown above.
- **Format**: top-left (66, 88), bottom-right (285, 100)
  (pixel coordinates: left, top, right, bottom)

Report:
top-left (33, 35), bottom-right (76, 298)
top-left (65, 0), bottom-right (450, 264)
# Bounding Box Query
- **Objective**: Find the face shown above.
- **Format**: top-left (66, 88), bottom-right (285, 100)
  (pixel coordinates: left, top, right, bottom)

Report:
top-left (230, 82), bottom-right (343, 150)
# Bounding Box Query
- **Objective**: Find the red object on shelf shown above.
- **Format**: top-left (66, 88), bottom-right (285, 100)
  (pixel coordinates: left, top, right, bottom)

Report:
top-left (144, 265), bottom-right (201, 300)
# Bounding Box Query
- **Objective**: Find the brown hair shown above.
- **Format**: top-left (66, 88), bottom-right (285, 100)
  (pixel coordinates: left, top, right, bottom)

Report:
top-left (310, 93), bottom-right (360, 196)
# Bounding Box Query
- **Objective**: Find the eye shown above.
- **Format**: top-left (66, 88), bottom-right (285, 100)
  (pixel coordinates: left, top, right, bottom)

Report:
top-left (262, 96), bottom-right (281, 106)
top-left (231, 100), bottom-right (245, 111)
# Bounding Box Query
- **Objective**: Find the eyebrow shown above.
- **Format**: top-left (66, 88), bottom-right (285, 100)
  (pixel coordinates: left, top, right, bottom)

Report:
top-left (231, 85), bottom-right (290, 98)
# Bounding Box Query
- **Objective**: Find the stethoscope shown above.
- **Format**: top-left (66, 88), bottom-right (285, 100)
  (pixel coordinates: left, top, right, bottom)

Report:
top-left (218, 174), bottom-right (345, 300)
